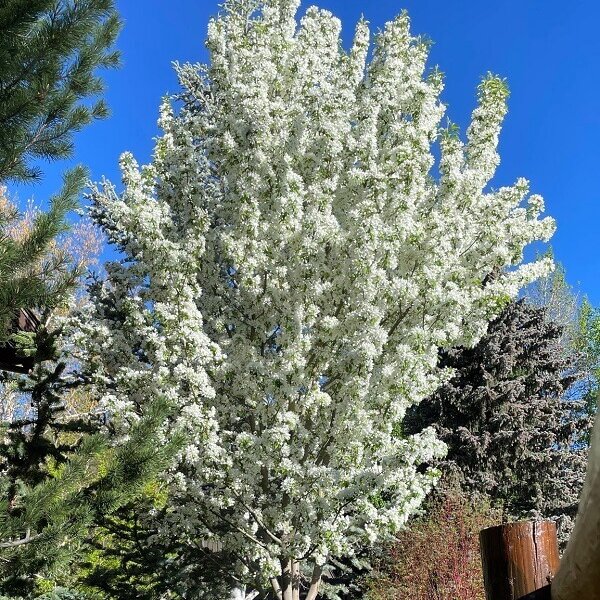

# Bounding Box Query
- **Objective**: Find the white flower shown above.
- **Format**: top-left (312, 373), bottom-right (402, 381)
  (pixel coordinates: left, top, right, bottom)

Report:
top-left (75, 0), bottom-right (555, 592)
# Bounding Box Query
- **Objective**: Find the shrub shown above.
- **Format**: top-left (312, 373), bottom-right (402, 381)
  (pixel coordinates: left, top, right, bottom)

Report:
top-left (367, 487), bottom-right (502, 600)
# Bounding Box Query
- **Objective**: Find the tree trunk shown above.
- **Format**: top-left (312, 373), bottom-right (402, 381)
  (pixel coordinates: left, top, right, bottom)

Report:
top-left (271, 559), bottom-right (322, 600)
top-left (229, 585), bottom-right (259, 599)
top-left (280, 558), bottom-right (294, 600)
top-left (292, 560), bottom-right (301, 600)
top-left (305, 565), bottom-right (323, 600)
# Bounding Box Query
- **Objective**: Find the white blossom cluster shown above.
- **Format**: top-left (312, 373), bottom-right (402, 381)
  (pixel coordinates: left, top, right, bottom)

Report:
top-left (71, 0), bottom-right (555, 589)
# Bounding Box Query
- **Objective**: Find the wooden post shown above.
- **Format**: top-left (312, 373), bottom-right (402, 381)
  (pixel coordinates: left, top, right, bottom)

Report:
top-left (479, 521), bottom-right (560, 600)
top-left (551, 408), bottom-right (600, 600)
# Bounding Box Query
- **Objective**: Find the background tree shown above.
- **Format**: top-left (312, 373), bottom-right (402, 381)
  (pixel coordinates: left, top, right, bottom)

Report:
top-left (74, 1), bottom-right (555, 597)
top-left (525, 258), bottom-right (600, 438)
top-left (333, 281), bottom-right (596, 598)
top-left (405, 299), bottom-right (591, 544)
top-left (572, 297), bottom-right (600, 424)
top-left (74, 488), bottom-right (242, 600)
top-left (0, 0), bottom-right (120, 335)
top-left (0, 178), bottom-right (80, 343)
top-left (525, 256), bottom-right (579, 338)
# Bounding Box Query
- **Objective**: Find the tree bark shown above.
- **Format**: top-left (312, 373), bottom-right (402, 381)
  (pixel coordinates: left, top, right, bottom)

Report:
top-left (305, 565), bottom-right (323, 600)
top-left (280, 558), bottom-right (293, 600)
top-left (292, 560), bottom-right (300, 600)
top-left (270, 577), bottom-right (283, 600)
top-left (479, 520), bottom-right (559, 600)
top-left (271, 559), bottom-right (322, 600)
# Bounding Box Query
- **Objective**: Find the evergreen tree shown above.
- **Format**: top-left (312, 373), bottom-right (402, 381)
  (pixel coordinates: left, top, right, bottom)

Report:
top-left (0, 2), bottom-right (169, 595)
top-left (0, 0), bottom-right (120, 183)
top-left (0, 393), bottom-right (180, 596)
top-left (0, 0), bottom-right (120, 337)
top-left (405, 299), bottom-right (591, 535)
top-left (76, 492), bottom-right (241, 599)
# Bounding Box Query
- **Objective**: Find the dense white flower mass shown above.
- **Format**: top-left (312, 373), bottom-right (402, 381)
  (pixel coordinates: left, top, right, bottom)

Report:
top-left (72, 0), bottom-right (555, 595)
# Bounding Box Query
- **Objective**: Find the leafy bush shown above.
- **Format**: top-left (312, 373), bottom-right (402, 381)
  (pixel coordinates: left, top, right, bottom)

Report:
top-left (366, 486), bottom-right (501, 600)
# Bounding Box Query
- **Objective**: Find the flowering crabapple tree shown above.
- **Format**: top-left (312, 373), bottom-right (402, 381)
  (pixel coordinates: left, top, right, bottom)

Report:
top-left (73, 0), bottom-right (555, 597)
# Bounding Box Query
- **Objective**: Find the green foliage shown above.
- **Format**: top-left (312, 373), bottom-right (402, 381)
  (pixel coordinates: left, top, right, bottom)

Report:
top-left (405, 299), bottom-right (591, 545)
top-left (0, 390), bottom-right (181, 597)
top-left (70, 487), bottom-right (241, 600)
top-left (0, 0), bottom-right (121, 183)
top-left (0, 2), bottom-right (125, 593)
top-left (0, 587), bottom-right (89, 599)
top-left (0, 0), bottom-right (121, 336)
top-left (0, 312), bottom-right (181, 595)
top-left (37, 589), bottom-right (89, 600)
top-left (525, 258), bottom-right (600, 436)
top-left (73, 492), bottom-right (177, 600)
top-left (574, 297), bottom-right (600, 418)
top-left (0, 168), bottom-right (85, 340)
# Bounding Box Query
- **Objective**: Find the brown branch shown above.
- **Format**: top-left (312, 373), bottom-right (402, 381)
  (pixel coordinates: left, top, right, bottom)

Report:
top-left (387, 301), bottom-right (414, 339)
top-left (0, 529), bottom-right (41, 549)
top-left (204, 506), bottom-right (271, 552)
top-left (232, 492), bottom-right (282, 546)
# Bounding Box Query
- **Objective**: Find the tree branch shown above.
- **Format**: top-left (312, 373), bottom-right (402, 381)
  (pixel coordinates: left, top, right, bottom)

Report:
top-left (0, 529), bottom-right (41, 549)
top-left (305, 565), bottom-right (323, 600)
top-left (232, 492), bottom-right (282, 546)
top-left (270, 577), bottom-right (283, 600)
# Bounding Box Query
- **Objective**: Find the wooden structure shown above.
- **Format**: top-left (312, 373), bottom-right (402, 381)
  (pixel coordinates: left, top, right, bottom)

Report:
top-left (481, 406), bottom-right (600, 600)
top-left (550, 407), bottom-right (600, 600)
top-left (480, 521), bottom-right (559, 600)
top-left (0, 308), bottom-right (39, 373)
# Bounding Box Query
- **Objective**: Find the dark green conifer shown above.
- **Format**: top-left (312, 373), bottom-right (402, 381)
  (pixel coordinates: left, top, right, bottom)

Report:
top-left (405, 299), bottom-right (591, 540)
top-left (0, 0), bottom-right (120, 337)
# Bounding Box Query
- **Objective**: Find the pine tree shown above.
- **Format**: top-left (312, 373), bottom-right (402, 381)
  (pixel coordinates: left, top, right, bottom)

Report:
top-left (0, 394), bottom-right (180, 596)
top-left (0, 2), bottom-right (167, 595)
top-left (0, 0), bottom-right (120, 340)
top-left (0, 0), bottom-right (120, 183)
top-left (405, 299), bottom-right (591, 538)
top-left (75, 492), bottom-right (240, 599)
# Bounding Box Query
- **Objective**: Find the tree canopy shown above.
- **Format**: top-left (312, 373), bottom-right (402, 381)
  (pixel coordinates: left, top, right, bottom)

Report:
top-left (73, 1), bottom-right (555, 597)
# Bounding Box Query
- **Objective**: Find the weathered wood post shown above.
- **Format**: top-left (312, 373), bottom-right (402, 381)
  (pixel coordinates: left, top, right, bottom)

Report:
top-left (551, 405), bottom-right (600, 600)
top-left (479, 520), bottom-right (560, 600)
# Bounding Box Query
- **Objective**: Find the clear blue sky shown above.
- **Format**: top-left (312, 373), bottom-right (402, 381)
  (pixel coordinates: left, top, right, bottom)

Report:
top-left (13, 1), bottom-right (600, 303)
